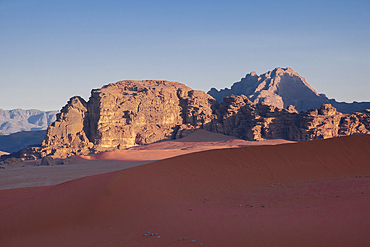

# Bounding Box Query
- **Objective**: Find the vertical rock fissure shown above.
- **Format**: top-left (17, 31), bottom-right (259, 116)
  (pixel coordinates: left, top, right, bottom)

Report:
top-left (84, 90), bottom-right (101, 144)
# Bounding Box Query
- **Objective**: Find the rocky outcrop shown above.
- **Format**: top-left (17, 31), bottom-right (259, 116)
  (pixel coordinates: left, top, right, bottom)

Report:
top-left (38, 80), bottom-right (217, 158)
top-left (206, 95), bottom-right (369, 142)
top-left (208, 95), bottom-right (300, 141)
top-left (210, 95), bottom-right (261, 140)
top-left (207, 95), bottom-right (301, 141)
top-left (4, 80), bottom-right (369, 160)
top-left (208, 67), bottom-right (370, 113)
top-left (297, 104), bottom-right (343, 140)
top-left (41, 96), bottom-right (92, 158)
top-left (339, 109), bottom-right (370, 135)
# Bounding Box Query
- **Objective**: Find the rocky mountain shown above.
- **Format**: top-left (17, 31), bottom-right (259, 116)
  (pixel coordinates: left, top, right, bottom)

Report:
top-left (208, 67), bottom-right (370, 113)
top-left (0, 109), bottom-right (58, 135)
top-left (6, 80), bottom-right (370, 160)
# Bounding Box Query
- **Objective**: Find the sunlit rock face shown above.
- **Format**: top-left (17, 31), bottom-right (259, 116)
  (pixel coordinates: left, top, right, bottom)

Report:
top-left (41, 80), bottom-right (218, 158)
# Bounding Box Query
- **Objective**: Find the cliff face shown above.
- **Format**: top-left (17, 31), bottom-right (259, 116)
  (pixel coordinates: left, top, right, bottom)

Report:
top-left (40, 80), bottom-right (217, 158)
top-left (42, 96), bottom-right (92, 158)
top-left (208, 67), bottom-right (370, 113)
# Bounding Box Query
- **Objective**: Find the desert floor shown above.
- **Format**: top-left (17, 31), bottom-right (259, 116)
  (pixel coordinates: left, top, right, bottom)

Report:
top-left (0, 130), bottom-right (294, 190)
top-left (0, 130), bottom-right (369, 247)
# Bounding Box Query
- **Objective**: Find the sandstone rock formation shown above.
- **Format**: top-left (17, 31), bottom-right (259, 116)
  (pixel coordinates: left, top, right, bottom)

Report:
top-left (205, 95), bottom-right (369, 142)
top-left (339, 109), bottom-right (370, 136)
top-left (42, 96), bottom-right (92, 158)
top-left (208, 67), bottom-right (370, 113)
top-left (297, 104), bottom-right (343, 141)
top-left (207, 94), bottom-right (300, 141)
top-left (39, 80), bottom-right (217, 158)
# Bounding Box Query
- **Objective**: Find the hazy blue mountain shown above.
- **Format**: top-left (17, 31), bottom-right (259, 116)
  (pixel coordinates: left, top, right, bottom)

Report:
top-left (0, 109), bottom-right (58, 135)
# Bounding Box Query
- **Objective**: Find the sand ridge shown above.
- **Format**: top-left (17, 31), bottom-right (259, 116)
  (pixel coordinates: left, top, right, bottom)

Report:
top-left (81, 129), bottom-right (295, 161)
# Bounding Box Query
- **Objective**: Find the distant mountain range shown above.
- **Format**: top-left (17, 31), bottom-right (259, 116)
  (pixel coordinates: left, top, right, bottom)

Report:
top-left (0, 109), bottom-right (58, 135)
top-left (208, 67), bottom-right (370, 113)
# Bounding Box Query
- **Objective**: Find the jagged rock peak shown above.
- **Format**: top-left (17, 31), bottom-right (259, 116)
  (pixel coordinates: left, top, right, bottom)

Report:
top-left (208, 67), bottom-right (370, 114)
top-left (248, 71), bottom-right (258, 77)
top-left (264, 67), bottom-right (318, 94)
top-left (208, 67), bottom-right (323, 112)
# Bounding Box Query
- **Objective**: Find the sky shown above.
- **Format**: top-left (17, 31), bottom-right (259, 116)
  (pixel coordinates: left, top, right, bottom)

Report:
top-left (1, 0), bottom-right (369, 111)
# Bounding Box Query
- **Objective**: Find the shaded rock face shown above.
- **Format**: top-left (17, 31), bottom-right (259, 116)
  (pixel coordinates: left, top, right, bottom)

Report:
top-left (42, 96), bottom-right (92, 158)
top-left (207, 95), bottom-right (301, 141)
top-left (40, 80), bottom-right (217, 158)
top-left (208, 67), bottom-right (370, 113)
top-left (205, 95), bottom-right (369, 142)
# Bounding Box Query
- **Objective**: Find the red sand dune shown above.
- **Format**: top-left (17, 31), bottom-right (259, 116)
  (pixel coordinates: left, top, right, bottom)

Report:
top-left (81, 129), bottom-right (295, 161)
top-left (1, 134), bottom-right (370, 246)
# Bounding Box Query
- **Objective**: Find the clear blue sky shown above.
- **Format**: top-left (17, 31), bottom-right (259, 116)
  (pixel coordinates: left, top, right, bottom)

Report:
top-left (1, 0), bottom-right (369, 110)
